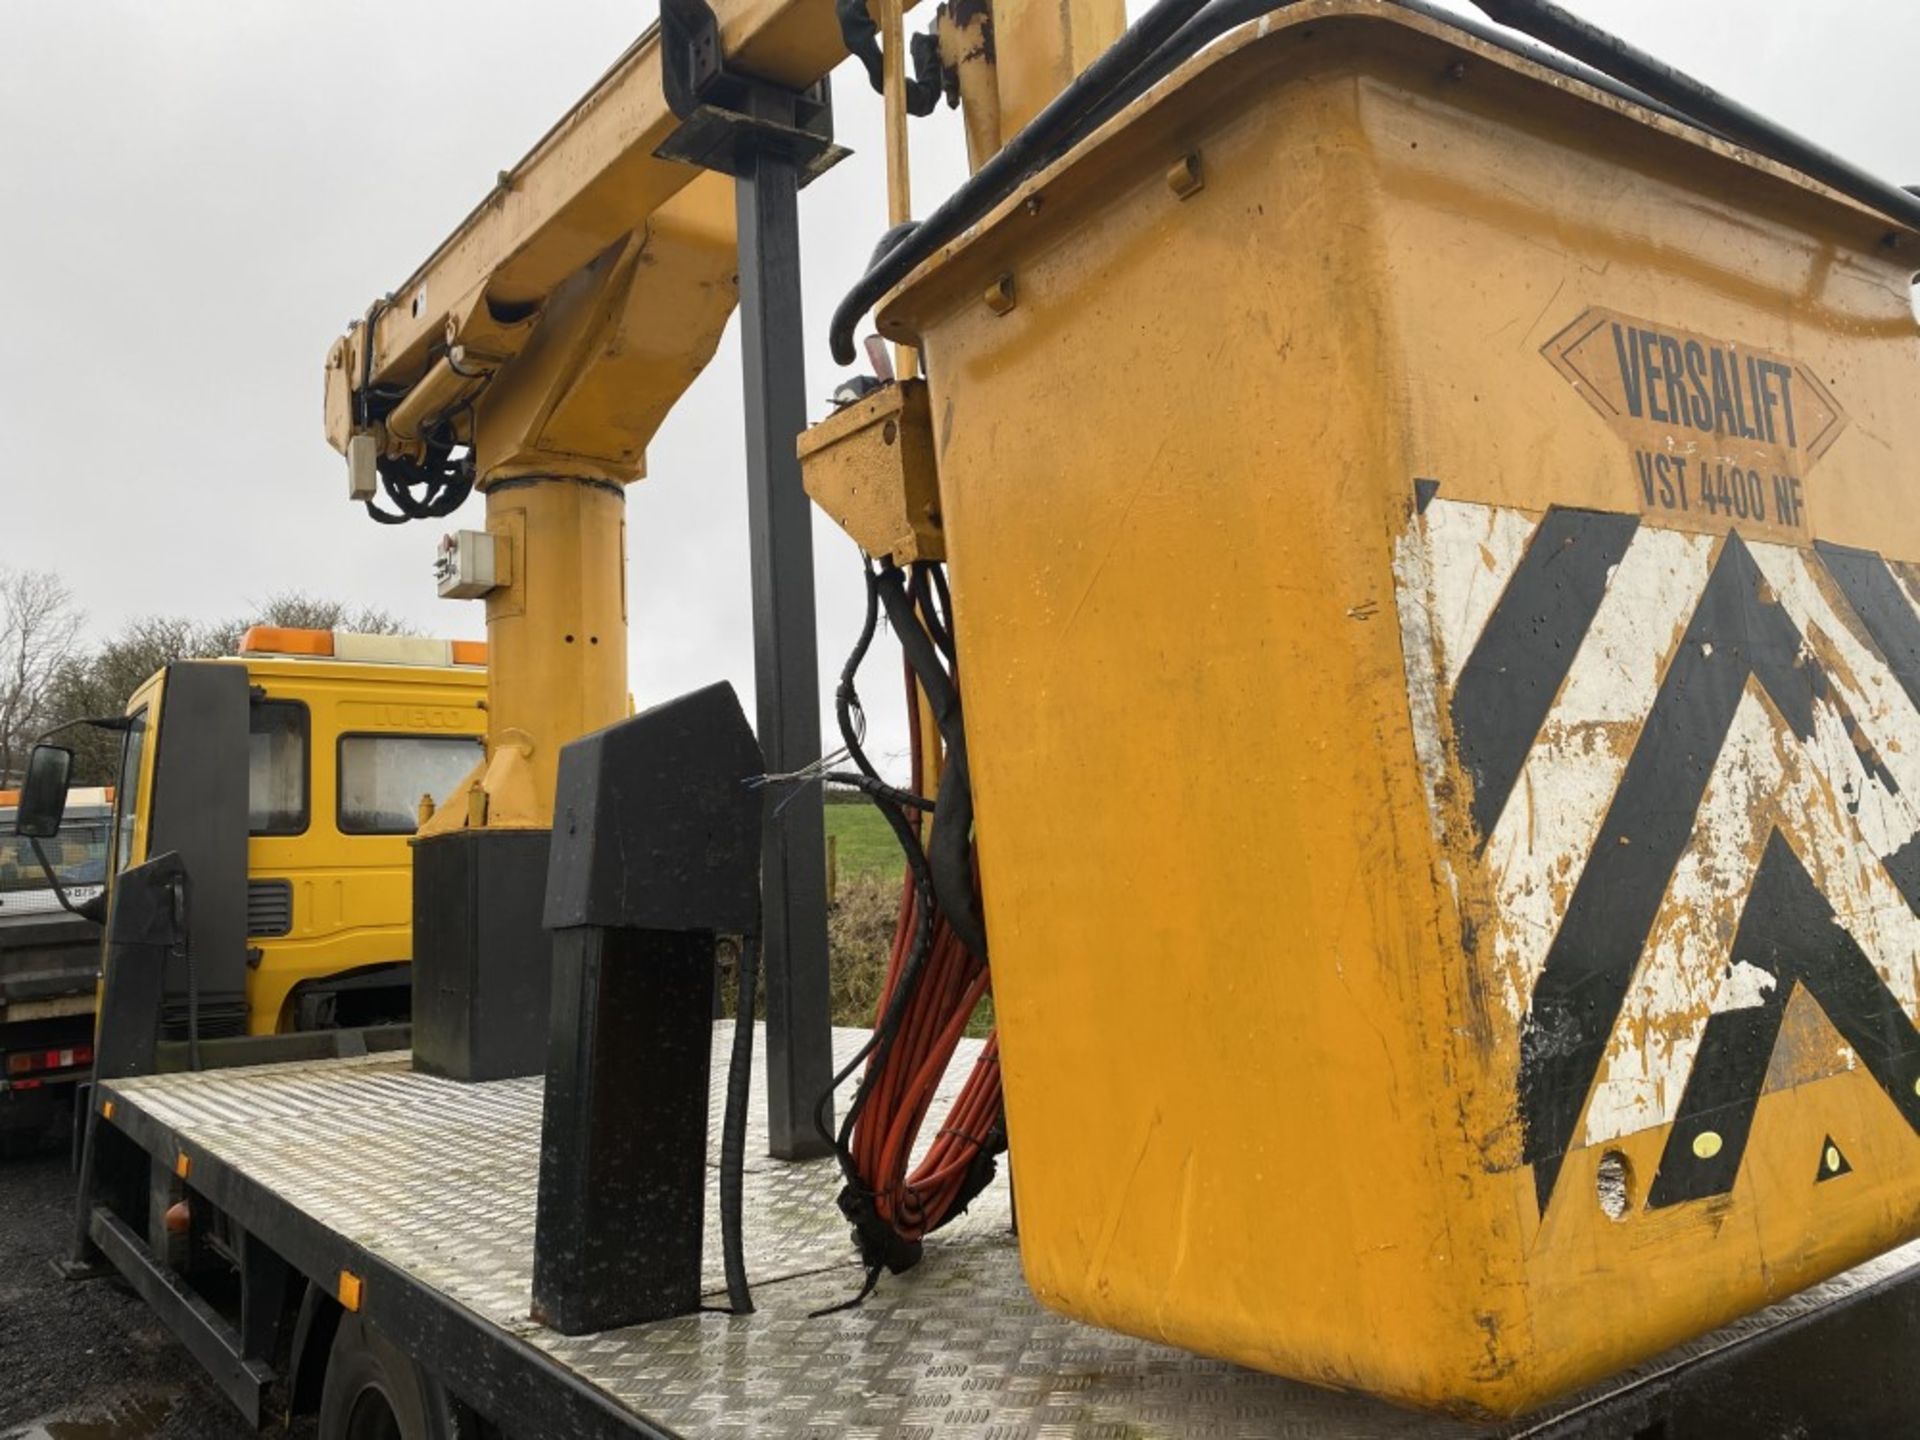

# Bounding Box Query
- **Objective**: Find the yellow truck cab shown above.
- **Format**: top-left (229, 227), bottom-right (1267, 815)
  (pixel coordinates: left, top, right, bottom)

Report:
top-left (109, 627), bottom-right (485, 1039)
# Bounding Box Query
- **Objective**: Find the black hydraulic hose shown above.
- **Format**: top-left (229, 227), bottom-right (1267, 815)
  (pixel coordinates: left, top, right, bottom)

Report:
top-left (1043, 0), bottom-right (1300, 171)
top-left (828, 0), bottom-right (1317, 363)
top-left (815, 560), bottom-right (999, 1293)
top-left (813, 562), bottom-right (943, 1163)
top-left (829, 567), bottom-right (938, 930)
top-left (1466, 0), bottom-right (1920, 234)
top-left (1066, 0), bottom-right (1702, 160)
top-left (363, 423), bottom-right (474, 526)
top-left (874, 568), bottom-right (988, 959)
top-left (1379, 0), bottom-right (1701, 132)
top-left (909, 567), bottom-right (957, 669)
top-left (927, 565), bottom-right (955, 643)
top-left (720, 933), bottom-right (760, 1314)
top-left (876, 569), bottom-right (966, 764)
top-left (824, 771), bottom-right (938, 812)
top-left (837, 562), bottom-right (887, 787)
top-left (837, 0), bottom-right (943, 116)
top-left (829, 0), bottom-right (1219, 364)
top-left (830, 0), bottom-right (1920, 365)
top-left (926, 749), bottom-right (984, 958)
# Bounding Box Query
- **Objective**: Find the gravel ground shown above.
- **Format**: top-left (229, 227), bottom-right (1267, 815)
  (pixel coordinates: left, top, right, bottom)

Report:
top-left (0, 1122), bottom-right (307, 1440)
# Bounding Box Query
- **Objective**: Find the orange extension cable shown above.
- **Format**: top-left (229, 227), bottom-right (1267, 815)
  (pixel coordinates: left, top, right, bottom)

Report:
top-left (844, 627), bottom-right (1003, 1246)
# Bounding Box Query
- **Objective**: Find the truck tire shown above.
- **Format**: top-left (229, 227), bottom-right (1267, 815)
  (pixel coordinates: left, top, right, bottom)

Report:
top-left (317, 1312), bottom-right (459, 1440)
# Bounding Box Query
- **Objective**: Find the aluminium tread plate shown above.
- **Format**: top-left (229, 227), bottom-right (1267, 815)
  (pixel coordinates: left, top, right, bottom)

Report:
top-left (103, 1027), bottom-right (1920, 1439)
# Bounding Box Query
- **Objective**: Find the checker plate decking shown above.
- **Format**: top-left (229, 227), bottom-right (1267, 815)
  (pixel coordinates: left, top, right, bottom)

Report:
top-left (102, 1026), bottom-right (1920, 1438)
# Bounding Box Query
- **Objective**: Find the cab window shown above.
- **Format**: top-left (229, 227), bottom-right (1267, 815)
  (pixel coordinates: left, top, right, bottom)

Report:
top-left (338, 734), bottom-right (484, 835)
top-left (114, 707), bottom-right (149, 873)
top-left (249, 701), bottom-right (310, 835)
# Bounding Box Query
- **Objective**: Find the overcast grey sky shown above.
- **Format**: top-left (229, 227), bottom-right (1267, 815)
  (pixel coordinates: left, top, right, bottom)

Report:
top-left (2, 1), bottom-right (1917, 777)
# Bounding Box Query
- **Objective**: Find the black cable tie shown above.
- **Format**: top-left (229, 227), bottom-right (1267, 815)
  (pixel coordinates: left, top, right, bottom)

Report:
top-left (837, 1183), bottom-right (925, 1276)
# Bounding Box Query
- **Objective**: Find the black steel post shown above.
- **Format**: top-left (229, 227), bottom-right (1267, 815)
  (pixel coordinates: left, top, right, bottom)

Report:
top-left (736, 147), bottom-right (833, 1160)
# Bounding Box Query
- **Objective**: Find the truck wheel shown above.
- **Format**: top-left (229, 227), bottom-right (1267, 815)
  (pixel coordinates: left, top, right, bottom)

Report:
top-left (317, 1312), bottom-right (458, 1440)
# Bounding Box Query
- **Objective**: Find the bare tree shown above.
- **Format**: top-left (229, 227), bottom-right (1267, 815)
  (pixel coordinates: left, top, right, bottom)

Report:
top-left (200, 591), bottom-right (413, 658)
top-left (43, 617), bottom-right (210, 786)
top-left (0, 571), bottom-right (83, 786)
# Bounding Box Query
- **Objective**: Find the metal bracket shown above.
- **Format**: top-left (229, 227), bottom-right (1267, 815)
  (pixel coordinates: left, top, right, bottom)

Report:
top-left (532, 684), bottom-right (765, 1332)
top-left (656, 0), bottom-right (850, 182)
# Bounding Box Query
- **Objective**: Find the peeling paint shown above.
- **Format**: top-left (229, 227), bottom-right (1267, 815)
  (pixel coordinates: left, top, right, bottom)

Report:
top-left (1394, 499), bottom-right (1920, 1167)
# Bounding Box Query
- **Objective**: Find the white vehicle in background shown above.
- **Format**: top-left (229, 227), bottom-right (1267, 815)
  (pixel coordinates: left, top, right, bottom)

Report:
top-left (0, 789), bottom-right (111, 916)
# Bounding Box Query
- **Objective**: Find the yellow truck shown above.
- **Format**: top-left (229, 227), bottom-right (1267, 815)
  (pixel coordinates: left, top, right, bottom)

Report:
top-left (111, 626), bottom-right (486, 1047)
top-left (32, 627), bottom-right (483, 1067)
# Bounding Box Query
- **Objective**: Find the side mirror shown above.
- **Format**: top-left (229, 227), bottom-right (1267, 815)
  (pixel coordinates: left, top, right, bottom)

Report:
top-left (16, 744), bottom-right (74, 839)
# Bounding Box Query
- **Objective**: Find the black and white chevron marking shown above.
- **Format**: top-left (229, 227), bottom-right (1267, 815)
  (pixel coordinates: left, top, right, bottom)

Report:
top-left (1395, 500), bottom-right (1920, 1214)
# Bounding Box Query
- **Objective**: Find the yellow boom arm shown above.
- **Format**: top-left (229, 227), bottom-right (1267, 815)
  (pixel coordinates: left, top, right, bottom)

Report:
top-left (323, 0), bottom-right (886, 434)
top-left (317, 0), bottom-right (1116, 830)
top-left (321, 0), bottom-right (907, 830)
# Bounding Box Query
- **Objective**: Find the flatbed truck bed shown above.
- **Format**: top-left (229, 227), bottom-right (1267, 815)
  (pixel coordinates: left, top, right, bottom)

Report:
top-left (79, 1026), bottom-right (1920, 1439)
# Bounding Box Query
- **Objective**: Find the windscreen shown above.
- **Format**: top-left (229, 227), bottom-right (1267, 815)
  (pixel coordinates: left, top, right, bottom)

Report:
top-left (0, 806), bottom-right (112, 916)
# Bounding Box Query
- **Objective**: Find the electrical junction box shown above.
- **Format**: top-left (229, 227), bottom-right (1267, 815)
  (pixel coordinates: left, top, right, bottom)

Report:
top-left (876, 2), bottom-right (1920, 1420)
top-left (346, 432), bottom-right (379, 503)
top-left (436, 529), bottom-right (505, 599)
top-left (798, 378), bottom-right (945, 566)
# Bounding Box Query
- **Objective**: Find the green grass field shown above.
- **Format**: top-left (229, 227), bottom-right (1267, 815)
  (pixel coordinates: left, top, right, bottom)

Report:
top-left (824, 801), bottom-right (903, 883)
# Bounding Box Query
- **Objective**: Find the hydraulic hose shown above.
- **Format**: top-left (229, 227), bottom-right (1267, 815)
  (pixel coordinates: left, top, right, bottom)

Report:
top-left (926, 753), bottom-right (982, 958)
top-left (837, 560), bottom-right (887, 788)
top-left (829, 0), bottom-right (1219, 363)
top-left (1061, 0), bottom-right (1703, 164)
top-left (719, 933), bottom-right (760, 1314)
top-left (364, 443), bottom-right (474, 526)
top-left (1464, 0), bottom-right (1920, 234)
top-left (847, 617), bottom-right (1004, 1249)
top-left (816, 559), bottom-right (1006, 1301)
top-left (874, 568), bottom-right (987, 959)
top-left (830, 0), bottom-right (1920, 365)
